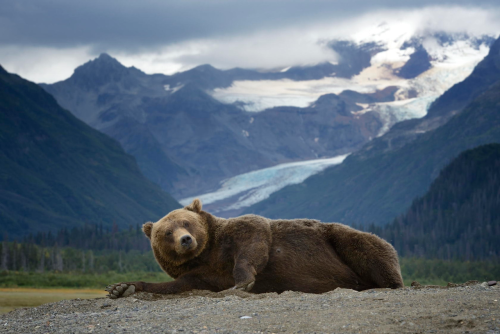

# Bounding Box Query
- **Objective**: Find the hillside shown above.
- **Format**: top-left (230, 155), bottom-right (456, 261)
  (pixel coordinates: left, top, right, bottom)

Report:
top-left (0, 66), bottom-right (180, 238)
top-left (370, 144), bottom-right (500, 261)
top-left (246, 37), bottom-right (500, 225)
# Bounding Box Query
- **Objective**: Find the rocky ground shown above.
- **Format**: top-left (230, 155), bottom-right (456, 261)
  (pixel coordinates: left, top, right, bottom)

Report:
top-left (1, 281), bottom-right (499, 334)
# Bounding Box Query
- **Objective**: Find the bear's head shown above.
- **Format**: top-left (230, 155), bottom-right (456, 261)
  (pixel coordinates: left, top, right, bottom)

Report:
top-left (142, 199), bottom-right (208, 266)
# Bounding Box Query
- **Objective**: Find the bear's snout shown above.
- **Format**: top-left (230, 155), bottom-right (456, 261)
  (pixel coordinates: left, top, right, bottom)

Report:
top-left (180, 235), bottom-right (192, 247)
top-left (173, 228), bottom-right (198, 254)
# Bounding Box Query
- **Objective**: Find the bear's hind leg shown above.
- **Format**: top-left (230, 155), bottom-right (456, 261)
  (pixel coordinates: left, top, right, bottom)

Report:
top-left (326, 223), bottom-right (404, 289)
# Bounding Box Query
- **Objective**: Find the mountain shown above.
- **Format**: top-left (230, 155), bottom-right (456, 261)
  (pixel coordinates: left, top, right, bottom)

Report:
top-left (395, 46), bottom-right (431, 79)
top-left (0, 66), bottom-right (180, 238)
top-left (370, 144), bottom-right (500, 261)
top-left (246, 36), bottom-right (500, 225)
top-left (42, 55), bottom-right (383, 198)
top-left (41, 29), bottom-right (495, 205)
top-left (357, 34), bottom-right (500, 160)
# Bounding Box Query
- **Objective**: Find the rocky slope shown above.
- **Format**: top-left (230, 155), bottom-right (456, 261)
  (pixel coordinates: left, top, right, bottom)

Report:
top-left (42, 55), bottom-right (382, 198)
top-left (1, 282), bottom-right (499, 333)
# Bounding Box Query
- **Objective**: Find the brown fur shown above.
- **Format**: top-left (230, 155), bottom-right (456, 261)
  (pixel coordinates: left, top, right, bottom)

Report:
top-left (111, 199), bottom-right (403, 296)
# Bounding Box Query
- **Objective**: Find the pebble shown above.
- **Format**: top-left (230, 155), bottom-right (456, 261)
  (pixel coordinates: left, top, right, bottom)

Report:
top-left (488, 281), bottom-right (497, 286)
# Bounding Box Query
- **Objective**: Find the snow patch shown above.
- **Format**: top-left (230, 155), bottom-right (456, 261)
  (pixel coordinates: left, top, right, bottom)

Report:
top-left (357, 56), bottom-right (484, 135)
top-left (212, 77), bottom-right (396, 112)
top-left (164, 83), bottom-right (184, 93)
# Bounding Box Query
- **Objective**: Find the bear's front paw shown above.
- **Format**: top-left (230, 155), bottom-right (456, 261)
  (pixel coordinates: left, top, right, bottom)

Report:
top-left (231, 280), bottom-right (255, 292)
top-left (105, 283), bottom-right (136, 299)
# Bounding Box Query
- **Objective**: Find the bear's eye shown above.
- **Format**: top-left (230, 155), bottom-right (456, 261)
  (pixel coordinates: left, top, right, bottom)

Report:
top-left (183, 221), bottom-right (189, 228)
top-left (166, 231), bottom-right (172, 236)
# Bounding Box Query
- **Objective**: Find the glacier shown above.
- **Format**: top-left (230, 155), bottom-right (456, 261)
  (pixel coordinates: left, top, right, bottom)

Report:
top-left (180, 154), bottom-right (348, 215)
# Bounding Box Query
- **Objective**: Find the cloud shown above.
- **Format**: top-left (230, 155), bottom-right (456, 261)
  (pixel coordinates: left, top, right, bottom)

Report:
top-left (116, 6), bottom-right (500, 74)
top-left (116, 27), bottom-right (339, 74)
top-left (2, 1), bottom-right (500, 49)
top-left (1, 4), bottom-right (500, 83)
top-left (0, 45), bottom-right (93, 83)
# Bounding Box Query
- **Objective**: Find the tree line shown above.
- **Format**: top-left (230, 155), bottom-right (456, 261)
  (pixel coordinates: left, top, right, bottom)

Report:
top-left (0, 223), bottom-right (158, 273)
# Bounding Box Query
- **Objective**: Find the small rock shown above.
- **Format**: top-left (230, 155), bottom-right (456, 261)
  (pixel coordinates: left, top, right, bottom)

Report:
top-left (240, 316), bottom-right (252, 319)
top-left (481, 282), bottom-right (489, 288)
top-left (488, 281), bottom-right (497, 286)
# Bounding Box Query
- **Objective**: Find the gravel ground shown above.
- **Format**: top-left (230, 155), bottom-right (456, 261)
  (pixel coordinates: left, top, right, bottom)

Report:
top-left (1, 281), bottom-right (499, 334)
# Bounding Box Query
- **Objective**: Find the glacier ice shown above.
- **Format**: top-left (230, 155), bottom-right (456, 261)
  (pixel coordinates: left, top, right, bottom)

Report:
top-left (180, 154), bottom-right (348, 213)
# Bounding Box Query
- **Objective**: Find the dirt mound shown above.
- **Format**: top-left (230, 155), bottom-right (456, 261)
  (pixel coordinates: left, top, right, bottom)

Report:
top-left (1, 281), bottom-right (499, 333)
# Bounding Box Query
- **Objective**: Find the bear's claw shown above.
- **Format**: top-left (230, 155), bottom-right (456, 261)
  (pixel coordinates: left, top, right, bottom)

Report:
top-left (106, 283), bottom-right (136, 299)
top-left (231, 280), bottom-right (255, 292)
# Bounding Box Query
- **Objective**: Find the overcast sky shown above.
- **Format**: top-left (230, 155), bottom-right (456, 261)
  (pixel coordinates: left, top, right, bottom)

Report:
top-left (1, 0), bottom-right (500, 83)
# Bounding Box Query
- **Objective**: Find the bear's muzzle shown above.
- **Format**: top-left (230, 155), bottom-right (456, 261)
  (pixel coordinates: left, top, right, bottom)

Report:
top-left (180, 235), bottom-right (193, 247)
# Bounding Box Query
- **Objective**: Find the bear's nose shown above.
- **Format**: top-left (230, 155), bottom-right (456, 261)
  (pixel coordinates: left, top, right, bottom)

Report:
top-left (180, 235), bottom-right (192, 247)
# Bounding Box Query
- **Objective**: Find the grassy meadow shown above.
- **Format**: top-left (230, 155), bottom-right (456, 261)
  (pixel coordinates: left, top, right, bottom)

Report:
top-left (0, 271), bottom-right (172, 314)
top-left (0, 288), bottom-right (106, 314)
top-left (0, 271), bottom-right (171, 289)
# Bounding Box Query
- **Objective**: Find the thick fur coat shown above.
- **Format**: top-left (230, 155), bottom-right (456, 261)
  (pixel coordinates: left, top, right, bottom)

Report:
top-left (106, 199), bottom-right (403, 297)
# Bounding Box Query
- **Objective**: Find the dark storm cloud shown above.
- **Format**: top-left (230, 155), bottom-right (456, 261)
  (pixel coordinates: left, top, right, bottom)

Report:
top-left (1, 0), bottom-right (499, 50)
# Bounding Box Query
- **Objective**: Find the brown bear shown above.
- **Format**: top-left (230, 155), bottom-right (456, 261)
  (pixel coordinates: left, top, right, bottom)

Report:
top-left (106, 199), bottom-right (403, 298)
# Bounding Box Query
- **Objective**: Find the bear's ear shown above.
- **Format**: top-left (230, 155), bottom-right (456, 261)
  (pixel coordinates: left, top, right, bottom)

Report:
top-left (185, 198), bottom-right (202, 213)
top-left (143, 222), bottom-right (153, 239)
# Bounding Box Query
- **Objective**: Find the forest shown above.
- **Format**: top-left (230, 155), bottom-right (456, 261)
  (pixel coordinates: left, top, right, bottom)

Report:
top-left (366, 144), bottom-right (500, 262)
